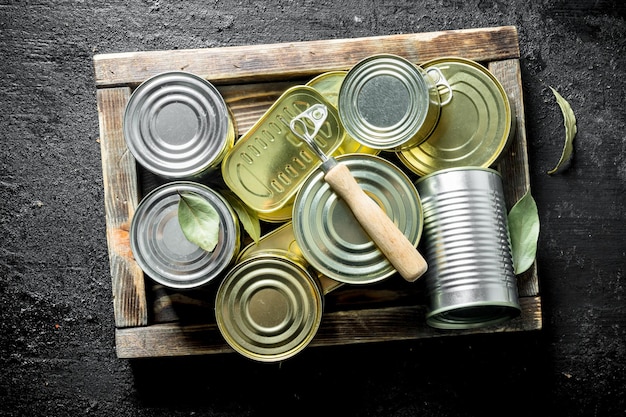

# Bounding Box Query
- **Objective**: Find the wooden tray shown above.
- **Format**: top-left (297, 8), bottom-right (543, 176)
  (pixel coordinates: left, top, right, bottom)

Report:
top-left (94, 26), bottom-right (541, 359)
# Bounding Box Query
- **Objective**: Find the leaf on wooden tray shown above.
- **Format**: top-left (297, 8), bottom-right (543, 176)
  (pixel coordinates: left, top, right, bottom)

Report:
top-left (548, 87), bottom-right (577, 175)
top-left (177, 191), bottom-right (220, 252)
top-left (220, 189), bottom-right (261, 244)
top-left (508, 190), bottom-right (540, 275)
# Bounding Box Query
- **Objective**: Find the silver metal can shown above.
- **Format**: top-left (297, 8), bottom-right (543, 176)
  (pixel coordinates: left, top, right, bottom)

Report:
top-left (415, 167), bottom-right (521, 329)
top-left (215, 253), bottom-right (324, 362)
top-left (130, 181), bottom-right (240, 289)
top-left (338, 54), bottom-right (444, 150)
top-left (124, 71), bottom-right (235, 179)
top-left (293, 153), bottom-right (423, 284)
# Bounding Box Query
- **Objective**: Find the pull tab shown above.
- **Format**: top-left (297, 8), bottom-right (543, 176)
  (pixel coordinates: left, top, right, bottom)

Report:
top-left (427, 67), bottom-right (453, 106)
top-left (289, 103), bottom-right (328, 141)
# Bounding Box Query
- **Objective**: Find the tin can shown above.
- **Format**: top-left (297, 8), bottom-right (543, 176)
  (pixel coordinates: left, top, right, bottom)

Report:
top-left (293, 154), bottom-right (423, 284)
top-left (215, 253), bottom-right (324, 362)
top-left (124, 71), bottom-right (235, 180)
top-left (398, 57), bottom-right (514, 176)
top-left (338, 54), bottom-right (445, 150)
top-left (221, 85), bottom-right (345, 219)
top-left (238, 222), bottom-right (344, 295)
top-left (130, 181), bottom-right (240, 289)
top-left (415, 167), bottom-right (521, 329)
top-left (306, 71), bottom-right (380, 156)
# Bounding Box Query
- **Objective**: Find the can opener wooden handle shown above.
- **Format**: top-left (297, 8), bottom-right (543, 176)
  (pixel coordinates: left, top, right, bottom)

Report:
top-left (290, 104), bottom-right (428, 282)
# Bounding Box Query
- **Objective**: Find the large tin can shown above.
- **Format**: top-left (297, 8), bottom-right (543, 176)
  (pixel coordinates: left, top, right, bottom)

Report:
top-left (130, 181), bottom-right (240, 289)
top-left (124, 71), bottom-right (235, 180)
top-left (293, 154), bottom-right (423, 284)
top-left (415, 167), bottom-right (521, 329)
top-left (215, 253), bottom-right (324, 362)
top-left (338, 54), bottom-right (444, 150)
top-left (221, 85), bottom-right (344, 222)
top-left (398, 57), bottom-right (514, 176)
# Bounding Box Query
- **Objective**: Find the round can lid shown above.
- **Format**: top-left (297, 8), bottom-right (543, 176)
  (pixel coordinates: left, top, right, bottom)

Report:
top-left (130, 181), bottom-right (240, 289)
top-left (338, 54), bottom-right (434, 149)
top-left (398, 57), bottom-right (514, 176)
top-left (306, 71), bottom-right (380, 156)
top-left (293, 154), bottom-right (423, 284)
top-left (215, 254), bottom-right (323, 362)
top-left (124, 71), bottom-right (232, 179)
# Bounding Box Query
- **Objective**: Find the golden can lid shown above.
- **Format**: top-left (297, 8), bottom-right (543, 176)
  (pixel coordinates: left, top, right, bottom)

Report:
top-left (397, 57), bottom-right (514, 176)
top-left (293, 154), bottom-right (423, 284)
top-left (338, 54), bottom-right (441, 150)
top-left (306, 71), bottom-right (380, 156)
top-left (129, 182), bottom-right (240, 289)
top-left (221, 85), bottom-right (345, 214)
top-left (215, 254), bottom-right (323, 362)
top-left (123, 71), bottom-right (235, 179)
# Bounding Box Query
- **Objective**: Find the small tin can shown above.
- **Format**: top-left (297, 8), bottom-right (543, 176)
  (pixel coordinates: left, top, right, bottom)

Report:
top-left (398, 57), bottom-right (514, 176)
top-left (221, 85), bottom-right (345, 219)
top-left (293, 154), bottom-right (423, 284)
top-left (415, 167), bottom-right (521, 329)
top-left (306, 71), bottom-right (380, 156)
top-left (130, 181), bottom-right (240, 289)
top-left (338, 54), bottom-right (444, 150)
top-left (215, 253), bottom-right (324, 362)
top-left (124, 71), bottom-right (235, 180)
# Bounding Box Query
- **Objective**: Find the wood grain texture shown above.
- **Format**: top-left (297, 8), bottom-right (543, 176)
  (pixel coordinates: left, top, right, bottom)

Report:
top-left (490, 59), bottom-right (540, 298)
top-left (115, 296), bottom-right (541, 358)
top-left (97, 87), bottom-right (148, 328)
top-left (93, 26), bottom-right (520, 87)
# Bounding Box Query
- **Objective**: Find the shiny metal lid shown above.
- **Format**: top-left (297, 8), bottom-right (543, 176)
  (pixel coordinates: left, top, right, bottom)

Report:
top-left (215, 254), bottom-right (323, 362)
top-left (306, 71), bottom-right (380, 156)
top-left (124, 71), bottom-right (234, 179)
top-left (221, 85), bottom-right (344, 214)
top-left (293, 154), bottom-right (423, 284)
top-left (338, 54), bottom-right (440, 150)
top-left (130, 181), bottom-right (240, 289)
top-left (398, 57), bottom-right (514, 176)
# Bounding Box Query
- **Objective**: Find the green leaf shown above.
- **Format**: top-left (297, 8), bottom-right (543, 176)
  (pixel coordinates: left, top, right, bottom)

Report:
top-left (177, 191), bottom-right (221, 252)
top-left (508, 190), bottom-right (540, 275)
top-left (220, 189), bottom-right (261, 244)
top-left (548, 87), bottom-right (577, 175)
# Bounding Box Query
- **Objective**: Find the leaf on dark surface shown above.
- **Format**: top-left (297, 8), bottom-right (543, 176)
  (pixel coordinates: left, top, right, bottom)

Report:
top-left (548, 87), bottom-right (577, 175)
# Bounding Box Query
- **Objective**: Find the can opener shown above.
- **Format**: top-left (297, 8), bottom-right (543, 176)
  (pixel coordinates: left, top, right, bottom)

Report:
top-left (290, 104), bottom-right (428, 282)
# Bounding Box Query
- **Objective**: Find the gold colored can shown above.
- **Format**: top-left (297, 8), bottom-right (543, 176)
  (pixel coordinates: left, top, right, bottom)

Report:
top-left (397, 57), bottom-right (515, 176)
top-left (221, 85), bottom-right (345, 218)
top-left (215, 253), bottom-right (324, 362)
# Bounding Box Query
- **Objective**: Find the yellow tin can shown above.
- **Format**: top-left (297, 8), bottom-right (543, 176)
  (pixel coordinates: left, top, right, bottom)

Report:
top-left (397, 57), bottom-right (515, 176)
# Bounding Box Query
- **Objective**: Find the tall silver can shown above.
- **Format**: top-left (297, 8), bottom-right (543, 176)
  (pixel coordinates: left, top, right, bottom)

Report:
top-left (415, 167), bottom-right (521, 329)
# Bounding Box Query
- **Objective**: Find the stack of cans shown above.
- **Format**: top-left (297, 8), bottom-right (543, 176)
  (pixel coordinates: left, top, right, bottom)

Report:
top-left (123, 52), bottom-right (522, 362)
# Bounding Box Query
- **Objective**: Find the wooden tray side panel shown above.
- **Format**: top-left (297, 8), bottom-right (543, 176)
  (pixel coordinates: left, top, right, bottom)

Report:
top-left (490, 59), bottom-right (540, 298)
top-left (97, 87), bottom-right (148, 328)
top-left (93, 26), bottom-right (520, 87)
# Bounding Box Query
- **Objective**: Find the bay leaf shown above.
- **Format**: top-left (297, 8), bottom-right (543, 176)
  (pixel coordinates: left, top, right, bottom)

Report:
top-left (220, 189), bottom-right (261, 244)
top-left (548, 87), bottom-right (577, 175)
top-left (177, 191), bottom-right (220, 252)
top-left (508, 190), bottom-right (540, 275)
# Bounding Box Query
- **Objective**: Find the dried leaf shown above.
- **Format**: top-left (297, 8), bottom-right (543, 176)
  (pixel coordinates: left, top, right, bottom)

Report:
top-left (548, 87), bottom-right (577, 174)
top-left (508, 190), bottom-right (540, 275)
top-left (177, 191), bottom-right (220, 252)
top-left (220, 189), bottom-right (261, 244)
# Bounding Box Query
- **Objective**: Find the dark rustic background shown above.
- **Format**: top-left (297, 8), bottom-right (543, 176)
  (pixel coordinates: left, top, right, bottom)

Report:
top-left (1, 1), bottom-right (625, 416)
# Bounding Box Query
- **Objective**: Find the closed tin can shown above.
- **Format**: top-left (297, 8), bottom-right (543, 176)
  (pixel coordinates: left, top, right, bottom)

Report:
top-left (293, 154), bottom-right (423, 284)
top-left (221, 85), bottom-right (345, 221)
top-left (398, 57), bottom-right (514, 176)
top-left (415, 167), bottom-right (521, 329)
top-left (124, 71), bottom-right (235, 179)
top-left (130, 182), bottom-right (240, 289)
top-left (338, 54), bottom-right (443, 150)
top-left (215, 253), bottom-right (324, 362)
top-left (306, 71), bottom-right (380, 156)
